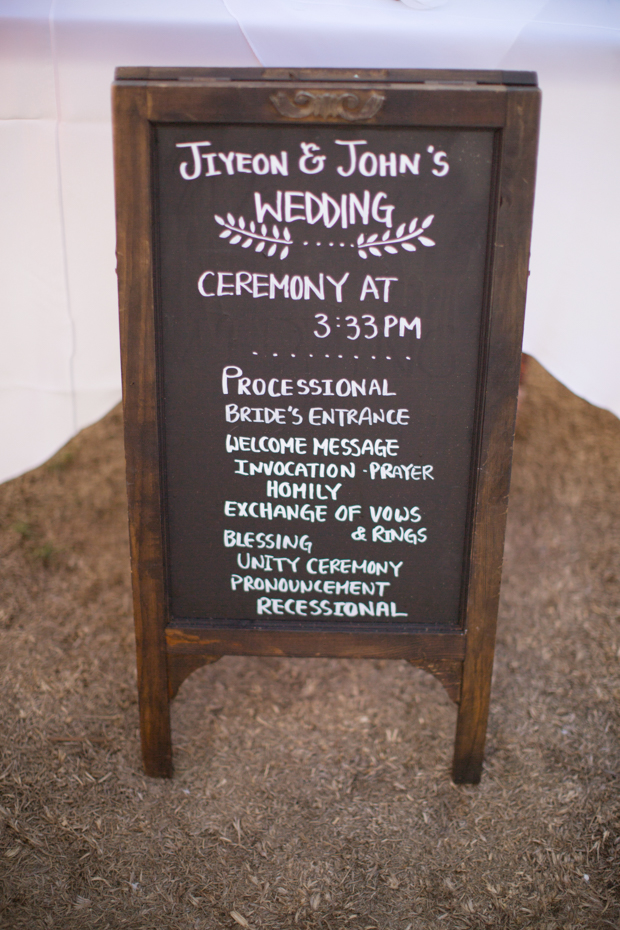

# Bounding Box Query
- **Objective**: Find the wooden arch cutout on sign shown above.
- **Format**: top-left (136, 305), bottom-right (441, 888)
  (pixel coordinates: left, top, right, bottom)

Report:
top-left (113, 67), bottom-right (539, 784)
top-left (165, 649), bottom-right (461, 704)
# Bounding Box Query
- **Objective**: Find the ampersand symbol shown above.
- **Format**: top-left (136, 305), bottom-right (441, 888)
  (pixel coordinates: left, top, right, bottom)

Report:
top-left (351, 526), bottom-right (366, 541)
top-left (299, 142), bottom-right (326, 175)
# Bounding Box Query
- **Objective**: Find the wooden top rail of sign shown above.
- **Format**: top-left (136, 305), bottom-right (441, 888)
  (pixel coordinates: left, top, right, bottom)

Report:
top-left (113, 67), bottom-right (540, 782)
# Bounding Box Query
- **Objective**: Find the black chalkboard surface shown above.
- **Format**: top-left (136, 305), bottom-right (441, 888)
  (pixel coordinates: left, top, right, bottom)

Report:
top-left (113, 68), bottom-right (539, 781)
top-left (158, 124), bottom-right (491, 626)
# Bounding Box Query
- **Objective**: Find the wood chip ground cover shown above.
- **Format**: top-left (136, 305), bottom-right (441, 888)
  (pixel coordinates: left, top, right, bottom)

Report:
top-left (0, 358), bottom-right (618, 929)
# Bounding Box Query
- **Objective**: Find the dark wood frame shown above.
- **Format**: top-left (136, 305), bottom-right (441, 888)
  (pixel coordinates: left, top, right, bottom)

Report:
top-left (113, 67), bottom-right (540, 783)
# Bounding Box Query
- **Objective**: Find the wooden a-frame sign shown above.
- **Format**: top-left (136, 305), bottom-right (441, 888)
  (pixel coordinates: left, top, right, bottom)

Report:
top-left (112, 67), bottom-right (539, 782)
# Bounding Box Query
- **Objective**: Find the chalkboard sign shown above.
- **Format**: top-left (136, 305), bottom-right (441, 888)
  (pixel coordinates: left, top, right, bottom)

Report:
top-left (113, 68), bottom-right (539, 782)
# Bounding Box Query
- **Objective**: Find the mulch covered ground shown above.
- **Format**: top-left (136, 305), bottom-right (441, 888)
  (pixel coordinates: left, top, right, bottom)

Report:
top-left (0, 357), bottom-right (619, 929)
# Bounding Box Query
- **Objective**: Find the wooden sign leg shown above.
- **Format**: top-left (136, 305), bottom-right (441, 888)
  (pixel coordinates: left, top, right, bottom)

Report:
top-left (137, 637), bottom-right (173, 778)
top-left (139, 686), bottom-right (172, 778)
top-left (451, 648), bottom-right (494, 784)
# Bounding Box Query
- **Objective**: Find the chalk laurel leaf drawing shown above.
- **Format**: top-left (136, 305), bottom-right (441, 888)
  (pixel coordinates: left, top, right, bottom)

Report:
top-left (214, 214), bottom-right (290, 259)
top-left (214, 212), bottom-right (434, 261)
top-left (356, 214), bottom-right (435, 259)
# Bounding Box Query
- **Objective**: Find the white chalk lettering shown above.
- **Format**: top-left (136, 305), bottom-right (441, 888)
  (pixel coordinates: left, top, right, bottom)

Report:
top-left (313, 438), bottom-right (400, 457)
top-left (369, 463), bottom-right (434, 480)
top-left (308, 407), bottom-right (408, 426)
top-left (256, 598), bottom-right (407, 618)
top-left (224, 530), bottom-right (313, 552)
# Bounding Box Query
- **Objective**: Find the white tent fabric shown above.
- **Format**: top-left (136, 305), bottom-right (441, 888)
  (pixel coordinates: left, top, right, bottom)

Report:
top-left (1, 0), bottom-right (619, 483)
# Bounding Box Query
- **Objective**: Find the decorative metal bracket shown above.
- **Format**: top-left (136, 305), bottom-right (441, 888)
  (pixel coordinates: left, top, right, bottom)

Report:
top-left (270, 90), bottom-right (385, 121)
